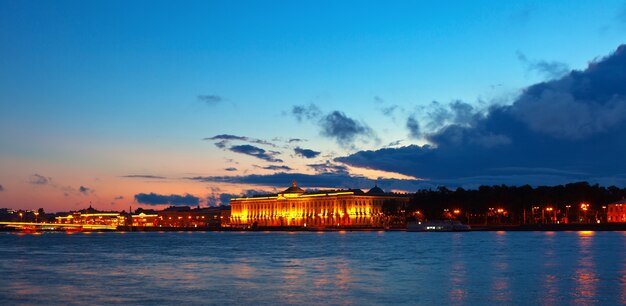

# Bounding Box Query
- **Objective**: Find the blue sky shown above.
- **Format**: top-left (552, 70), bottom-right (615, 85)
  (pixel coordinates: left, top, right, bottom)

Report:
top-left (1, 0), bottom-right (626, 211)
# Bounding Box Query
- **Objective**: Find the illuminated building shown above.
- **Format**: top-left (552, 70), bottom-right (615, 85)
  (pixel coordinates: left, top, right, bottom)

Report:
top-left (230, 181), bottom-right (409, 228)
top-left (155, 206), bottom-right (229, 228)
top-left (607, 200), bottom-right (626, 222)
top-left (55, 205), bottom-right (123, 227)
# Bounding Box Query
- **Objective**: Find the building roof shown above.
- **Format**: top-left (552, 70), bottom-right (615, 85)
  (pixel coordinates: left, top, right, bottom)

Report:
top-left (281, 180), bottom-right (305, 194)
top-left (366, 185), bottom-right (385, 195)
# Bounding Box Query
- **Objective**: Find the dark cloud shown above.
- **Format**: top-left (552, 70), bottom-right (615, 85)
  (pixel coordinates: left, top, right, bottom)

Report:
top-left (204, 134), bottom-right (277, 148)
top-left (79, 186), bottom-right (91, 194)
top-left (319, 111), bottom-right (375, 147)
top-left (517, 52), bottom-right (570, 80)
top-left (229, 144), bottom-right (283, 163)
top-left (29, 174), bottom-right (50, 185)
top-left (189, 173), bottom-right (371, 190)
top-left (385, 140), bottom-right (403, 147)
top-left (198, 94), bottom-right (223, 105)
top-left (0, 184), bottom-right (4, 191)
top-left (114, 196), bottom-right (124, 200)
top-left (205, 134), bottom-right (247, 141)
top-left (337, 45), bottom-right (626, 185)
top-left (288, 138), bottom-right (306, 143)
top-left (291, 104), bottom-right (376, 147)
top-left (225, 167), bottom-right (238, 172)
top-left (206, 188), bottom-right (270, 206)
top-left (406, 116), bottom-right (421, 139)
top-left (256, 165), bottom-right (293, 171)
top-left (307, 161), bottom-right (349, 174)
top-left (294, 147), bottom-right (321, 159)
top-left (122, 175), bottom-right (167, 179)
top-left (134, 193), bottom-right (200, 206)
top-left (292, 104), bottom-right (322, 122)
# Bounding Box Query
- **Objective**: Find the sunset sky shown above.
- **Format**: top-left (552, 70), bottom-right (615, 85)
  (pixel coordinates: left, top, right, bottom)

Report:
top-left (2, 1), bottom-right (626, 212)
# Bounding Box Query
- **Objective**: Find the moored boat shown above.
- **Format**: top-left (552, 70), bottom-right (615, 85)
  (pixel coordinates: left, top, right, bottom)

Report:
top-left (407, 220), bottom-right (471, 232)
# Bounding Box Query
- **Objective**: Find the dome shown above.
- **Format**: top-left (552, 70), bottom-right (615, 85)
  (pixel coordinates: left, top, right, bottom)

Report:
top-left (366, 185), bottom-right (385, 195)
top-left (282, 180), bottom-right (305, 194)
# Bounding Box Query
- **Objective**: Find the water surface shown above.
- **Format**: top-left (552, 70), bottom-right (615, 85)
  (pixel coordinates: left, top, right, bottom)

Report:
top-left (1, 231), bottom-right (625, 305)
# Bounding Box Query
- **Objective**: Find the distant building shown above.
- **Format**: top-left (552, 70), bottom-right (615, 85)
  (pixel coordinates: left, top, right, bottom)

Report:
top-left (229, 181), bottom-right (409, 228)
top-left (607, 200), bottom-right (626, 222)
top-left (55, 205), bottom-right (123, 226)
top-left (154, 206), bottom-right (229, 228)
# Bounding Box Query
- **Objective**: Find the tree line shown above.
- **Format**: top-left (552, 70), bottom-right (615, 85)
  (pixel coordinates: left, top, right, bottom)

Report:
top-left (382, 182), bottom-right (626, 224)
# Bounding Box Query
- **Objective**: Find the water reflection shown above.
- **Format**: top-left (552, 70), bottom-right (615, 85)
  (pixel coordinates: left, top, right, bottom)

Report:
top-left (491, 231), bottom-right (511, 302)
top-left (447, 233), bottom-right (467, 304)
top-left (573, 231), bottom-right (598, 304)
top-left (0, 231), bottom-right (623, 305)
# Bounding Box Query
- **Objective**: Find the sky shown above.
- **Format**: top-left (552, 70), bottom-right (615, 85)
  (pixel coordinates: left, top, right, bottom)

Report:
top-left (1, 0), bottom-right (626, 212)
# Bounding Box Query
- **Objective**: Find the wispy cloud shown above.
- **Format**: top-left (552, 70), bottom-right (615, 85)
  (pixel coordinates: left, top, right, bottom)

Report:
top-left (307, 161), bottom-right (349, 174)
top-left (224, 167), bottom-right (238, 172)
top-left (229, 144), bottom-right (283, 163)
top-left (204, 134), bottom-right (277, 148)
top-left (517, 51), bottom-right (570, 80)
top-left (255, 165), bottom-right (293, 171)
top-left (29, 174), bottom-right (50, 185)
top-left (122, 175), bottom-right (167, 179)
top-left (294, 147), bottom-right (321, 159)
top-left (198, 94), bottom-right (223, 106)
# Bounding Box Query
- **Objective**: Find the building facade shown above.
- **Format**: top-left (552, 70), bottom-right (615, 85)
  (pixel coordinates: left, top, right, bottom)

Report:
top-left (230, 181), bottom-right (409, 228)
top-left (608, 200), bottom-right (626, 222)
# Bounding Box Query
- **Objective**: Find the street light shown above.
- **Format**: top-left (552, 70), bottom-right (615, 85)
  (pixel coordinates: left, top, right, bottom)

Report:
top-left (565, 205), bottom-right (571, 224)
top-left (19, 212), bottom-right (23, 222)
top-left (581, 203), bottom-right (589, 223)
top-left (545, 207), bottom-right (553, 224)
top-left (34, 212), bottom-right (39, 223)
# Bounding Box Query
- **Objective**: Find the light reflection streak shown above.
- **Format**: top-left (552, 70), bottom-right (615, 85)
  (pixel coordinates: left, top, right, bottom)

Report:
top-left (541, 232), bottom-right (558, 306)
top-left (491, 232), bottom-right (511, 302)
top-left (448, 234), bottom-right (467, 304)
top-left (573, 231), bottom-right (598, 304)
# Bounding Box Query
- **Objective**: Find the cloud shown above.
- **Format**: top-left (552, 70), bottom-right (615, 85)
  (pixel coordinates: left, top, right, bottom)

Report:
top-left (336, 45), bottom-right (626, 185)
top-left (292, 104), bottom-right (322, 122)
top-left (0, 184), bottom-right (4, 191)
top-left (406, 116), bottom-right (421, 139)
top-left (256, 165), bottom-right (293, 171)
top-left (319, 111), bottom-right (375, 147)
top-left (29, 174), bottom-right (50, 185)
top-left (79, 186), bottom-right (91, 194)
top-left (114, 196), bottom-right (124, 200)
top-left (288, 138), bottom-right (306, 143)
top-left (198, 94), bottom-right (223, 105)
top-left (307, 161), bottom-right (349, 174)
top-left (290, 104), bottom-right (377, 147)
top-left (225, 167), bottom-right (238, 172)
top-left (189, 173), bottom-right (372, 190)
top-left (517, 51), bottom-right (570, 80)
top-left (122, 175), bottom-right (167, 179)
top-left (229, 144), bottom-right (283, 162)
top-left (294, 147), bottom-right (321, 159)
top-left (134, 193), bottom-right (200, 206)
top-left (204, 134), bottom-right (277, 148)
top-left (206, 188), bottom-right (273, 206)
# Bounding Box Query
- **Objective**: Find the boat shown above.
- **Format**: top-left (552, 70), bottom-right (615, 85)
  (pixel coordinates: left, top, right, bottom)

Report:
top-left (407, 220), bottom-right (471, 232)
